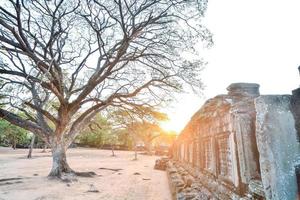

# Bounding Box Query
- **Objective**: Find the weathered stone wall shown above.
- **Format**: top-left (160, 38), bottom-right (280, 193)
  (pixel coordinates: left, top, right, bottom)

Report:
top-left (169, 83), bottom-right (300, 200)
top-left (255, 95), bottom-right (300, 200)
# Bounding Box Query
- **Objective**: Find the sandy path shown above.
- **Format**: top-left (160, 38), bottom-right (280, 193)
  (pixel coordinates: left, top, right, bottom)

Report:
top-left (0, 147), bottom-right (171, 200)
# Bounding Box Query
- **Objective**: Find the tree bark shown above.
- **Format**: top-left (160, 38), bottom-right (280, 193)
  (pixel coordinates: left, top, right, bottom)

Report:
top-left (12, 136), bottom-right (16, 150)
top-left (133, 141), bottom-right (138, 160)
top-left (27, 135), bottom-right (35, 159)
top-left (134, 147), bottom-right (138, 160)
top-left (133, 138), bottom-right (137, 160)
top-left (145, 141), bottom-right (152, 155)
top-left (42, 144), bottom-right (47, 153)
top-left (48, 141), bottom-right (74, 177)
top-left (111, 145), bottom-right (116, 157)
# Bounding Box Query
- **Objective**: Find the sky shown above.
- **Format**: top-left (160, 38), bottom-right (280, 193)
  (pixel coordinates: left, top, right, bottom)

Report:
top-left (160, 0), bottom-right (300, 133)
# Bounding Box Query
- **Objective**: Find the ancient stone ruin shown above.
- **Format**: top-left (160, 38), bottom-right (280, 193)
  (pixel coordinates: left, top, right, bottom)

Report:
top-left (168, 83), bottom-right (300, 200)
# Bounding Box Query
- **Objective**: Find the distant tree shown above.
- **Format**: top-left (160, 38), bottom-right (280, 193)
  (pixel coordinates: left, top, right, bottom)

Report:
top-left (27, 134), bottom-right (35, 158)
top-left (0, 119), bottom-right (29, 148)
top-left (129, 121), bottom-right (162, 155)
top-left (153, 130), bottom-right (177, 147)
top-left (116, 129), bottom-right (133, 150)
top-left (76, 114), bottom-right (111, 148)
top-left (112, 107), bottom-right (168, 156)
top-left (108, 133), bottom-right (118, 157)
top-left (0, 0), bottom-right (211, 178)
top-left (152, 130), bottom-right (177, 155)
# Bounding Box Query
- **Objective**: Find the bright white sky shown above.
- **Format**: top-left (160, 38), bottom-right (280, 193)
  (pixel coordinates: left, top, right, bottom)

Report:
top-left (161, 0), bottom-right (300, 133)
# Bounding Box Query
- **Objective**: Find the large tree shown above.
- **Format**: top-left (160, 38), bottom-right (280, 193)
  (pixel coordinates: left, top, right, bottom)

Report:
top-left (0, 0), bottom-right (211, 178)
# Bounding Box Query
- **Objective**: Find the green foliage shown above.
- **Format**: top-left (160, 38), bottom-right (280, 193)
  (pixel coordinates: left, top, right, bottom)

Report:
top-left (0, 119), bottom-right (30, 147)
top-left (76, 114), bottom-right (113, 148)
top-left (74, 108), bottom-right (175, 150)
top-left (129, 121), bottom-right (162, 143)
top-left (116, 129), bottom-right (134, 150)
top-left (34, 136), bottom-right (47, 148)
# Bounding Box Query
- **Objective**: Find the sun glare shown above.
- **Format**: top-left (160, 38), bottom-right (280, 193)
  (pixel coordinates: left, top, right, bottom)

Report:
top-left (160, 120), bottom-right (180, 134)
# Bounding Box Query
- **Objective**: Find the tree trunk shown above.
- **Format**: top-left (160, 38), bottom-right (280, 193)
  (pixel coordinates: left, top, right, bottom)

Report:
top-left (48, 141), bottom-right (74, 177)
top-left (133, 138), bottom-right (137, 160)
top-left (145, 141), bottom-right (152, 155)
top-left (111, 145), bottom-right (116, 157)
top-left (134, 147), bottom-right (138, 160)
top-left (42, 144), bottom-right (47, 153)
top-left (27, 135), bottom-right (35, 159)
top-left (12, 136), bottom-right (16, 150)
top-left (133, 141), bottom-right (138, 160)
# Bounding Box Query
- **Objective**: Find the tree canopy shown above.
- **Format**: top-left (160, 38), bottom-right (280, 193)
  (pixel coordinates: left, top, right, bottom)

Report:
top-left (0, 119), bottom-right (30, 148)
top-left (0, 0), bottom-right (211, 177)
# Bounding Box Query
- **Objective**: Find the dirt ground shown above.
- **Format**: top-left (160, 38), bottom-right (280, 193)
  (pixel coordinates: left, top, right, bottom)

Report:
top-left (0, 147), bottom-right (172, 200)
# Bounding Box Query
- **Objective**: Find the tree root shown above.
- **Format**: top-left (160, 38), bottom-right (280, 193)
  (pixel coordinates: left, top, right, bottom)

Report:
top-left (0, 178), bottom-right (22, 182)
top-left (98, 167), bottom-right (123, 172)
top-left (48, 171), bottom-right (97, 182)
top-left (0, 177), bottom-right (24, 186)
top-left (0, 181), bottom-right (23, 186)
top-left (74, 171), bottom-right (97, 177)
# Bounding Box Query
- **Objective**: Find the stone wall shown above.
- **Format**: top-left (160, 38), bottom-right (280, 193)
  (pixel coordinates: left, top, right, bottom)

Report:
top-left (255, 95), bottom-right (300, 199)
top-left (169, 83), bottom-right (300, 200)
